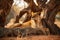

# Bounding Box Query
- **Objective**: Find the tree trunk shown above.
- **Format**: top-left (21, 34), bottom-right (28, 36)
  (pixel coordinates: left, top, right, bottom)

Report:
top-left (0, 0), bottom-right (13, 27)
top-left (41, 0), bottom-right (60, 34)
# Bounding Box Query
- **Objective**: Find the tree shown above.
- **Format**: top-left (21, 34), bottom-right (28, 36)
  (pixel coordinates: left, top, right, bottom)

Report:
top-left (0, 0), bottom-right (13, 27)
top-left (41, 0), bottom-right (60, 34)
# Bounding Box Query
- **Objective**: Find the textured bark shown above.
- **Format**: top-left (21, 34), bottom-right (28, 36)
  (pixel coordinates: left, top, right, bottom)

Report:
top-left (0, 0), bottom-right (13, 27)
top-left (41, 0), bottom-right (60, 34)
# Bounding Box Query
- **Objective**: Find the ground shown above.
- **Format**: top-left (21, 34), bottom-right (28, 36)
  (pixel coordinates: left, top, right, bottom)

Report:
top-left (0, 36), bottom-right (60, 40)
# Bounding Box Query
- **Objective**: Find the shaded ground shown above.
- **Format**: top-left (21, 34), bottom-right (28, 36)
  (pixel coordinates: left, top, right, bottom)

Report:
top-left (0, 36), bottom-right (60, 40)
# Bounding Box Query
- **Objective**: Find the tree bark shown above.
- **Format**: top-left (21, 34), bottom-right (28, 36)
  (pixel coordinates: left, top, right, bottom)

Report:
top-left (41, 0), bottom-right (60, 34)
top-left (0, 0), bottom-right (13, 27)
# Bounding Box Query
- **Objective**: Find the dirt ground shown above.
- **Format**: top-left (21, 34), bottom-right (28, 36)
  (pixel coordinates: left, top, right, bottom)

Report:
top-left (0, 36), bottom-right (60, 40)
